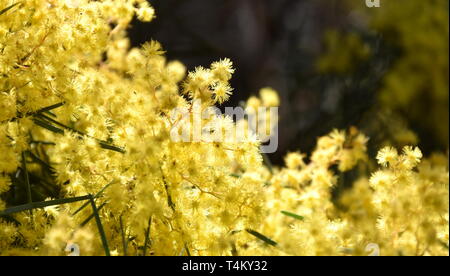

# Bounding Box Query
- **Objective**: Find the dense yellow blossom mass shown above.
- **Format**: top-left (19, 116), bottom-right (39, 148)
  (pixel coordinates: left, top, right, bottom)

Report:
top-left (0, 0), bottom-right (448, 256)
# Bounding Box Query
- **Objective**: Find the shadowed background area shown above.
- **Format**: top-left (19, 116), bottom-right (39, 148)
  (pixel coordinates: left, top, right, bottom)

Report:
top-left (129, 0), bottom-right (449, 164)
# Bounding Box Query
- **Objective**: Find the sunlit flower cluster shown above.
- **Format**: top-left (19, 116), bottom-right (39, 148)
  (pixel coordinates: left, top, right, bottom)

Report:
top-left (0, 0), bottom-right (448, 256)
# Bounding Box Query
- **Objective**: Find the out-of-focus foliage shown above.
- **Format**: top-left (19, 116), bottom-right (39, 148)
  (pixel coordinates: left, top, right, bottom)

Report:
top-left (317, 31), bottom-right (371, 74)
top-left (319, 0), bottom-right (449, 149)
top-left (373, 0), bottom-right (449, 149)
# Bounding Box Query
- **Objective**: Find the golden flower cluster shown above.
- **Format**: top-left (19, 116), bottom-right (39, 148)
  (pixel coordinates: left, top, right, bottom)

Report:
top-left (0, 0), bottom-right (448, 256)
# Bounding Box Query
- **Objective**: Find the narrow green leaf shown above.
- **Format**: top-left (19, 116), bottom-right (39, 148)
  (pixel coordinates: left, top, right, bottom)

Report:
top-left (79, 202), bottom-right (107, 227)
top-left (230, 173), bottom-right (241, 178)
top-left (0, 195), bottom-right (91, 216)
top-left (120, 216), bottom-right (128, 256)
top-left (246, 229), bottom-right (277, 247)
top-left (71, 200), bottom-right (92, 217)
top-left (0, 2), bottom-right (21, 16)
top-left (27, 151), bottom-right (55, 172)
top-left (439, 240), bottom-right (449, 250)
top-left (281, 210), bottom-right (305, 221)
top-left (89, 195), bottom-right (110, 256)
top-left (230, 230), bottom-right (242, 235)
top-left (44, 110), bottom-right (57, 118)
top-left (37, 113), bottom-right (126, 154)
top-left (32, 118), bottom-right (64, 134)
top-left (21, 152), bottom-right (32, 204)
top-left (36, 113), bottom-right (82, 136)
top-left (160, 166), bottom-right (175, 211)
top-left (35, 102), bottom-right (65, 114)
top-left (99, 142), bottom-right (126, 154)
top-left (231, 242), bottom-right (238, 256)
top-left (30, 140), bottom-right (56, 146)
top-left (31, 186), bottom-right (47, 201)
top-left (184, 243), bottom-right (191, 257)
top-left (32, 175), bottom-right (58, 198)
top-left (72, 181), bottom-right (114, 216)
top-left (142, 216), bottom-right (152, 256)
top-left (0, 101), bottom-right (64, 124)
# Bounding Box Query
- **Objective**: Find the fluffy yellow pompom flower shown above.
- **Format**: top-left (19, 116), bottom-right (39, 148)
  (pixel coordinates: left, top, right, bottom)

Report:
top-left (213, 82), bottom-right (233, 104)
top-left (136, 2), bottom-right (155, 22)
top-left (141, 40), bottom-right (165, 57)
top-left (376, 147), bottom-right (398, 167)
top-left (0, 175), bottom-right (11, 194)
top-left (285, 152), bottom-right (306, 170)
top-left (211, 58), bottom-right (235, 82)
top-left (402, 146), bottom-right (423, 169)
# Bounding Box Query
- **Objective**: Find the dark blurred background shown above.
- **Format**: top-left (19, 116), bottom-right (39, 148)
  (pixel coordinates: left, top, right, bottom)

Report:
top-left (129, 0), bottom-right (449, 164)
